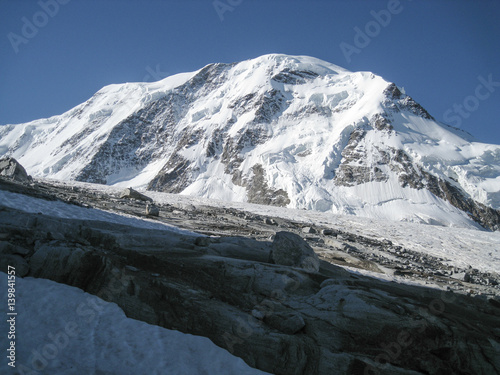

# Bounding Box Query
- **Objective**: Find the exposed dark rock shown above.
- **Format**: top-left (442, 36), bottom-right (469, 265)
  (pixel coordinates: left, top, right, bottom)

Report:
top-left (228, 92), bottom-right (258, 116)
top-left (264, 218), bottom-right (277, 225)
top-left (372, 113), bottom-right (393, 132)
top-left (194, 237), bottom-right (211, 247)
top-left (0, 157), bottom-right (30, 182)
top-left (119, 187), bottom-right (153, 202)
top-left (271, 68), bottom-right (319, 85)
top-left (145, 202), bottom-right (160, 216)
top-left (0, 254), bottom-right (29, 276)
top-left (269, 231), bottom-right (320, 273)
top-left (251, 89), bottom-right (288, 125)
top-left (247, 164), bottom-right (290, 207)
top-left (420, 170), bottom-right (500, 231)
top-left (334, 126), bottom-right (390, 187)
top-left (74, 114), bottom-right (160, 184)
top-left (0, 240), bottom-right (30, 255)
top-left (148, 153), bottom-right (192, 193)
top-left (302, 226), bottom-right (316, 234)
top-left (383, 83), bottom-right (434, 120)
top-left (384, 83), bottom-right (404, 100)
top-left (220, 123), bottom-right (271, 180)
top-left (221, 137), bottom-right (244, 176)
top-left (264, 309), bottom-right (306, 334)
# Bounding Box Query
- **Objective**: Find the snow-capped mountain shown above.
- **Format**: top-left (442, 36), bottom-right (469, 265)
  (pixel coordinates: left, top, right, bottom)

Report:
top-left (1, 54), bottom-right (500, 230)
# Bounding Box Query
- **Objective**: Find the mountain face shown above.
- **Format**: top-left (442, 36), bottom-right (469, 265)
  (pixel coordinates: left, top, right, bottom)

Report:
top-left (1, 54), bottom-right (500, 230)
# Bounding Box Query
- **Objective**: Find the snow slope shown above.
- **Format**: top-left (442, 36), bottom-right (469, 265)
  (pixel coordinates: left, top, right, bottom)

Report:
top-left (1, 54), bottom-right (499, 229)
top-left (0, 70), bottom-right (197, 184)
top-left (0, 276), bottom-right (268, 375)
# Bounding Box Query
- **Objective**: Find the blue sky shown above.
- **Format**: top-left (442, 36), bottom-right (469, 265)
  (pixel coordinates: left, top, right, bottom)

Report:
top-left (1, 0), bottom-right (499, 144)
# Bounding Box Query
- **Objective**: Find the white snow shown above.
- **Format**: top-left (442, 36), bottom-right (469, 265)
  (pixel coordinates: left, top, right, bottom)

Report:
top-left (0, 276), bottom-right (269, 375)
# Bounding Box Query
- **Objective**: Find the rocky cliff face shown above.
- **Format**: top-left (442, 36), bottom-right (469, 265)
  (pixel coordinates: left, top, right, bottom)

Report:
top-left (0, 157), bottom-right (30, 182)
top-left (333, 114), bottom-right (500, 231)
top-left (1, 54), bottom-right (500, 230)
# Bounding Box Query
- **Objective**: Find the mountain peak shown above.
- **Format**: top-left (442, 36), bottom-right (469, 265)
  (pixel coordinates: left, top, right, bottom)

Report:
top-left (1, 54), bottom-right (499, 230)
top-left (239, 53), bottom-right (352, 75)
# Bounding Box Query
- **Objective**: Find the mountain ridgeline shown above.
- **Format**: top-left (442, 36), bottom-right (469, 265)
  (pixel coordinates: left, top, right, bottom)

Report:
top-left (1, 54), bottom-right (500, 230)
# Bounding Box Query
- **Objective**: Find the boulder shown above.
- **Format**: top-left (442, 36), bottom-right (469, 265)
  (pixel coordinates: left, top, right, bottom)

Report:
top-left (146, 203), bottom-right (160, 217)
top-left (269, 231), bottom-right (320, 273)
top-left (119, 187), bottom-right (153, 202)
top-left (0, 157), bottom-right (30, 182)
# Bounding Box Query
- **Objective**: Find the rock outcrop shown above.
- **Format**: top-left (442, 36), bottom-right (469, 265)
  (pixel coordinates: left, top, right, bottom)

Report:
top-left (119, 187), bottom-right (153, 202)
top-left (0, 157), bottom-right (30, 182)
top-left (269, 231), bottom-right (320, 273)
top-left (1, 198), bottom-right (499, 375)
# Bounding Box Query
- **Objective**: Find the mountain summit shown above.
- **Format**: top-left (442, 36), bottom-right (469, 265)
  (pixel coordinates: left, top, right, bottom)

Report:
top-left (1, 54), bottom-right (499, 230)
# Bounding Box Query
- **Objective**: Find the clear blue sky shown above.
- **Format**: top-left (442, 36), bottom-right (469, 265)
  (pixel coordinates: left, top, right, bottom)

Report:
top-left (1, 0), bottom-right (499, 144)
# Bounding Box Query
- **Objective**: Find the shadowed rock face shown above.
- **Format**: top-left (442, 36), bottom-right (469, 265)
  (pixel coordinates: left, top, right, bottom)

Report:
top-left (383, 83), bottom-right (434, 120)
top-left (269, 231), bottom-right (320, 273)
top-left (0, 157), bottom-right (30, 182)
top-left (1, 188), bottom-right (499, 375)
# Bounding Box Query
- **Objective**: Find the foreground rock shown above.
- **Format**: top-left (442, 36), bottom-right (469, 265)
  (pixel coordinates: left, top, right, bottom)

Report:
top-left (270, 231), bottom-right (320, 273)
top-left (0, 157), bottom-right (30, 182)
top-left (1, 203), bottom-right (499, 375)
top-left (146, 202), bottom-right (160, 216)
